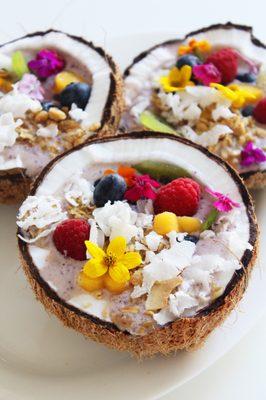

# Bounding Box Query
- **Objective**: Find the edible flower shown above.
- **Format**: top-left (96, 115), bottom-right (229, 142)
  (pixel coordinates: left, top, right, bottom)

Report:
top-left (193, 63), bottom-right (221, 86)
top-left (16, 73), bottom-right (44, 101)
top-left (124, 174), bottom-right (160, 202)
top-left (83, 236), bottom-right (142, 284)
top-left (206, 187), bottom-right (240, 213)
top-left (211, 83), bottom-right (263, 108)
top-left (103, 165), bottom-right (137, 186)
top-left (28, 49), bottom-right (65, 79)
top-left (178, 39), bottom-right (211, 56)
top-left (159, 66), bottom-right (195, 92)
top-left (240, 141), bottom-right (266, 167)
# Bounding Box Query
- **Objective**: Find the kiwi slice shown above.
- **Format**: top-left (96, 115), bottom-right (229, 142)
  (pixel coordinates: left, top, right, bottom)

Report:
top-left (201, 208), bottom-right (219, 231)
top-left (12, 51), bottom-right (29, 79)
top-left (139, 111), bottom-right (178, 135)
top-left (134, 160), bottom-right (191, 183)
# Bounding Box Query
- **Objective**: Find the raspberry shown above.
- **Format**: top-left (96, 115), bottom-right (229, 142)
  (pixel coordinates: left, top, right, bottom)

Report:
top-left (206, 48), bottom-right (238, 84)
top-left (154, 178), bottom-right (201, 216)
top-left (53, 219), bottom-right (90, 261)
top-left (253, 98), bottom-right (266, 124)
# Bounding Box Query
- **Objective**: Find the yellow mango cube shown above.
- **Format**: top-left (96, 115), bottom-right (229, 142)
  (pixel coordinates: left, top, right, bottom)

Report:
top-left (177, 216), bottom-right (202, 233)
top-left (153, 212), bottom-right (179, 235)
top-left (54, 71), bottom-right (83, 94)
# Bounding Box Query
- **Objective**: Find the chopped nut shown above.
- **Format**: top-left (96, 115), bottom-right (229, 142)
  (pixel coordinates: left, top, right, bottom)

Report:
top-left (59, 119), bottom-right (80, 132)
top-left (48, 107), bottom-right (67, 121)
top-left (121, 306), bottom-right (139, 314)
top-left (34, 110), bottom-right (49, 123)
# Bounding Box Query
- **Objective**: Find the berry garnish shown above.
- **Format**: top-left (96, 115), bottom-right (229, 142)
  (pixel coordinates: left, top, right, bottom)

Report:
top-left (206, 48), bottom-right (238, 84)
top-left (41, 101), bottom-right (56, 111)
top-left (59, 82), bottom-right (91, 110)
top-left (241, 105), bottom-right (254, 117)
top-left (253, 98), bottom-right (266, 124)
top-left (154, 178), bottom-right (201, 216)
top-left (93, 174), bottom-right (127, 207)
top-left (53, 219), bottom-right (90, 261)
top-left (237, 72), bottom-right (256, 83)
top-left (176, 55), bottom-right (202, 69)
top-left (184, 234), bottom-right (199, 244)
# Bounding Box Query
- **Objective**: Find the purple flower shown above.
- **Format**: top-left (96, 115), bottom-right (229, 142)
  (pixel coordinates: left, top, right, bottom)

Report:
top-left (206, 187), bottom-right (240, 213)
top-left (124, 175), bottom-right (161, 202)
top-left (16, 73), bottom-right (44, 101)
top-left (240, 141), bottom-right (266, 167)
top-left (28, 49), bottom-right (65, 79)
top-left (193, 63), bottom-right (221, 86)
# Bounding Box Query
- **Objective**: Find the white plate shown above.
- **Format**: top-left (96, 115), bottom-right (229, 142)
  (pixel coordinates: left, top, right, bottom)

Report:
top-left (0, 33), bottom-right (266, 400)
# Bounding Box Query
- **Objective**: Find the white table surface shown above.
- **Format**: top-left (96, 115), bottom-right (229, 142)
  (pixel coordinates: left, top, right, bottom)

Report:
top-left (1, 0), bottom-right (266, 398)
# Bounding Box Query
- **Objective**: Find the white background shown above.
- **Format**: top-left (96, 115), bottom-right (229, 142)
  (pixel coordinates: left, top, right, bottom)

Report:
top-left (1, 0), bottom-right (266, 398)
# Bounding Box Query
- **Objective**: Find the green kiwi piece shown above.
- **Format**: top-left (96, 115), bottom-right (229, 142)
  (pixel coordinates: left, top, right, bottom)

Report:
top-left (134, 160), bottom-right (191, 183)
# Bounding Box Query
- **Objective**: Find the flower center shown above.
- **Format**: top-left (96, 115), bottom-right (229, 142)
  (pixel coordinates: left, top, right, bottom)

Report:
top-left (104, 254), bottom-right (116, 268)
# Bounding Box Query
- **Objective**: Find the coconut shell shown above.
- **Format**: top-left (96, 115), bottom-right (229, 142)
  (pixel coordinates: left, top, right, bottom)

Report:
top-left (0, 30), bottom-right (124, 205)
top-left (17, 132), bottom-right (259, 358)
top-left (123, 22), bottom-right (266, 189)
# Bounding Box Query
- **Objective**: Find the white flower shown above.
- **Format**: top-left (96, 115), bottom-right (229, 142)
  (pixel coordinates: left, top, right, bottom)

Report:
top-left (0, 112), bottom-right (22, 151)
top-left (36, 123), bottom-right (58, 138)
top-left (17, 195), bottom-right (67, 243)
top-left (0, 88), bottom-right (41, 118)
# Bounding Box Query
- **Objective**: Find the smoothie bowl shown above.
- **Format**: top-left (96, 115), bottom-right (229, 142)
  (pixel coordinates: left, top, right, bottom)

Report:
top-left (122, 22), bottom-right (266, 189)
top-left (17, 132), bottom-right (258, 357)
top-left (0, 29), bottom-right (123, 204)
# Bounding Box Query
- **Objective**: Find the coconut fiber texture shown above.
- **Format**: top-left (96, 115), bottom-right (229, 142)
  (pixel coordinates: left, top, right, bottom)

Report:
top-left (18, 132), bottom-right (259, 358)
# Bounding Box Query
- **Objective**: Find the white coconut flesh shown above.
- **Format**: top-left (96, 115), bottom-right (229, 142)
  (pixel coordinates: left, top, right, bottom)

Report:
top-left (17, 136), bottom-right (254, 334)
top-left (0, 31), bottom-right (113, 176)
top-left (123, 26), bottom-right (266, 175)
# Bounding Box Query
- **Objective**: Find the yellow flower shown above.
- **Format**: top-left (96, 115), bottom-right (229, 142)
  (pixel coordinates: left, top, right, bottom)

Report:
top-left (79, 237), bottom-right (142, 293)
top-left (178, 39), bottom-right (212, 56)
top-left (159, 65), bottom-right (195, 92)
top-left (211, 83), bottom-right (263, 108)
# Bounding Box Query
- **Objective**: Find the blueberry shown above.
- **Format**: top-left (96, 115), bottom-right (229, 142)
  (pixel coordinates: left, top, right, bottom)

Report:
top-left (93, 178), bottom-right (101, 187)
top-left (177, 55), bottom-right (202, 69)
top-left (236, 72), bottom-right (256, 83)
top-left (241, 105), bottom-right (254, 117)
top-left (184, 235), bottom-right (199, 244)
top-left (41, 101), bottom-right (55, 111)
top-left (59, 82), bottom-right (91, 110)
top-left (93, 174), bottom-right (127, 207)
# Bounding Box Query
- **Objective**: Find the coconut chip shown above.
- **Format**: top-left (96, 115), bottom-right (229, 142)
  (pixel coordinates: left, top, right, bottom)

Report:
top-left (145, 276), bottom-right (183, 311)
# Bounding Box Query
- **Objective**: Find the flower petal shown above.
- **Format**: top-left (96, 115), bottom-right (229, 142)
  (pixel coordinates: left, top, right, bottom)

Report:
top-left (109, 262), bottom-right (130, 283)
top-left (85, 241), bottom-right (105, 260)
top-left (83, 258), bottom-right (107, 278)
top-left (119, 252), bottom-right (142, 270)
top-left (107, 236), bottom-right (126, 258)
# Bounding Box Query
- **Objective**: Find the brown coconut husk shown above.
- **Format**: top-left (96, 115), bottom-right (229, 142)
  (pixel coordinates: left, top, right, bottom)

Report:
top-left (17, 132), bottom-right (259, 358)
top-left (123, 22), bottom-right (266, 189)
top-left (0, 30), bottom-right (124, 205)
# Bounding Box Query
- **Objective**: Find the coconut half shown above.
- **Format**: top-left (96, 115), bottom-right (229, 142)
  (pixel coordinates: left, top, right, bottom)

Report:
top-left (0, 30), bottom-right (123, 204)
top-left (122, 22), bottom-right (266, 189)
top-left (17, 132), bottom-right (258, 358)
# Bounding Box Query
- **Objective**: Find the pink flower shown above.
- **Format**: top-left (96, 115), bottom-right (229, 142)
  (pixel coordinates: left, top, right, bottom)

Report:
top-left (28, 49), bottom-right (65, 79)
top-left (193, 63), bottom-right (221, 86)
top-left (16, 73), bottom-right (44, 101)
top-left (124, 174), bottom-right (160, 202)
top-left (205, 187), bottom-right (240, 213)
top-left (240, 141), bottom-right (266, 167)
